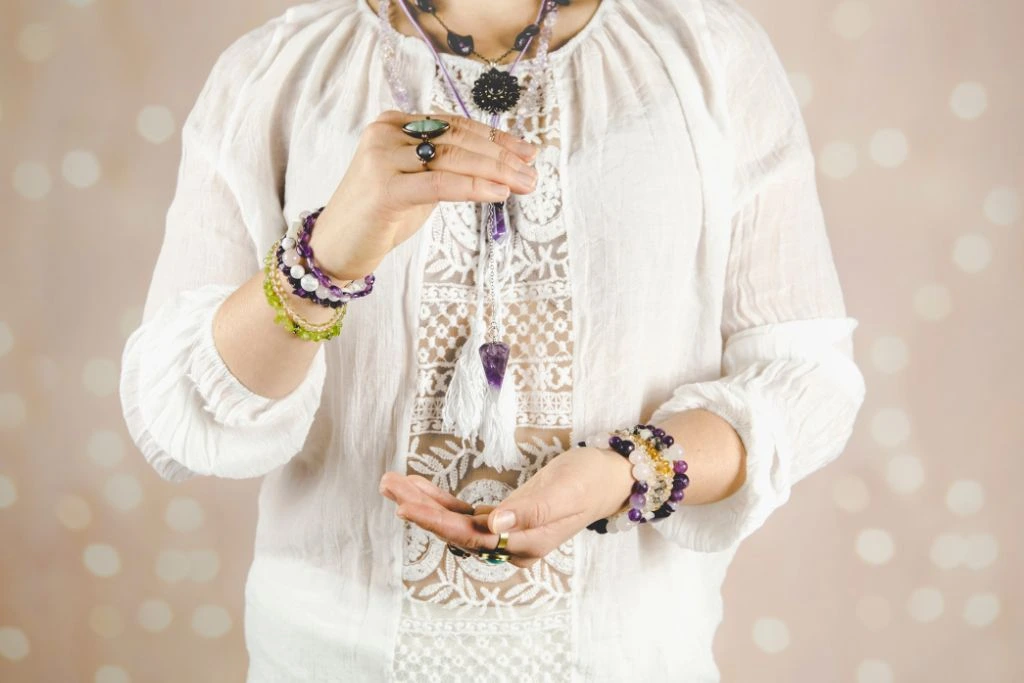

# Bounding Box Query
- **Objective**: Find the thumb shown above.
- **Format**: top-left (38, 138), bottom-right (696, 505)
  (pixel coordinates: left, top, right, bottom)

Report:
top-left (488, 498), bottom-right (552, 534)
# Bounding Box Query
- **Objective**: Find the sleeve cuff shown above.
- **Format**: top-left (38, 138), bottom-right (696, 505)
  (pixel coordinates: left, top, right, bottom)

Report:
top-left (119, 284), bottom-right (328, 480)
top-left (646, 317), bottom-right (865, 553)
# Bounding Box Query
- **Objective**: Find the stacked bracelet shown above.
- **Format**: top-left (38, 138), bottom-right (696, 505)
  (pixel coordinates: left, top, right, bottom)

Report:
top-left (276, 207), bottom-right (376, 308)
top-left (263, 237), bottom-right (346, 342)
top-left (579, 423), bottom-right (690, 534)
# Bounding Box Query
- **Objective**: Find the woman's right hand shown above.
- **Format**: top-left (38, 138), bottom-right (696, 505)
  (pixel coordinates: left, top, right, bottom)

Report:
top-left (309, 109), bottom-right (541, 282)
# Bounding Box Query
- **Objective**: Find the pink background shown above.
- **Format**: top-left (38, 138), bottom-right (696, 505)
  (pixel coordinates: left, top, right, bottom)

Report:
top-left (0, 0), bottom-right (1020, 681)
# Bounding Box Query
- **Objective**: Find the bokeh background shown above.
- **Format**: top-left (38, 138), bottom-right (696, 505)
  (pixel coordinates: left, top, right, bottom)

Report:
top-left (1, 0), bottom-right (1021, 681)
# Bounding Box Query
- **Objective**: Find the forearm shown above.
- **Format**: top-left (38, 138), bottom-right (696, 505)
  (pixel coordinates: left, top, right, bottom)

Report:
top-left (212, 267), bottom-right (339, 399)
top-left (648, 408), bottom-right (747, 505)
top-left (598, 409), bottom-right (748, 511)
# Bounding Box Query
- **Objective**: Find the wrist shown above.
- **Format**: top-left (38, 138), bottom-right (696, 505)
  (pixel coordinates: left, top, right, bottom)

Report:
top-left (588, 446), bottom-right (635, 519)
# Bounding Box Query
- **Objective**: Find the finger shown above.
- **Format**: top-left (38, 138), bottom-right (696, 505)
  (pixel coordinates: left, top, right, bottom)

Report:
top-left (387, 168), bottom-right (514, 205)
top-left (380, 472), bottom-right (440, 510)
top-left (398, 501), bottom-right (499, 552)
top-left (381, 109), bottom-right (539, 163)
top-left (406, 475), bottom-right (475, 514)
top-left (390, 142), bottom-right (537, 196)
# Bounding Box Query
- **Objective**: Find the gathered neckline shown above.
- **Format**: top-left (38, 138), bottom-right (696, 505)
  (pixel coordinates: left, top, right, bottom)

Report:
top-left (354, 0), bottom-right (617, 70)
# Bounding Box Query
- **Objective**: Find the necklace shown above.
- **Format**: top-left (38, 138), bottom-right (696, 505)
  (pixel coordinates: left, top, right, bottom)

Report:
top-left (381, 0), bottom-right (561, 471)
top-left (406, 0), bottom-right (570, 114)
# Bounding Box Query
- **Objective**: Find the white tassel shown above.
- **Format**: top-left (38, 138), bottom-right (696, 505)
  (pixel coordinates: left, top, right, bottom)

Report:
top-left (476, 372), bottom-right (525, 472)
top-left (475, 219), bottom-right (525, 473)
top-left (440, 311), bottom-right (487, 441)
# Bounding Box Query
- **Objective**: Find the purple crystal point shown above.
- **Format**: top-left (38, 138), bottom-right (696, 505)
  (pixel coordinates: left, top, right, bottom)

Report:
top-left (479, 341), bottom-right (510, 390)
top-left (489, 202), bottom-right (508, 242)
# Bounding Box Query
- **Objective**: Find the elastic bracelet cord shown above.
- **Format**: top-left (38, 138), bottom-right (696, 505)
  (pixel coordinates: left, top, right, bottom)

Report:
top-left (579, 423), bottom-right (690, 535)
top-left (262, 238), bottom-right (346, 342)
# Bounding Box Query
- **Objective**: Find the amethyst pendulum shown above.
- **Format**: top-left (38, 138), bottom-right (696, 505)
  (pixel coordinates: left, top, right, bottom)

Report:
top-left (479, 341), bottom-right (511, 390)
top-left (488, 201), bottom-right (509, 242)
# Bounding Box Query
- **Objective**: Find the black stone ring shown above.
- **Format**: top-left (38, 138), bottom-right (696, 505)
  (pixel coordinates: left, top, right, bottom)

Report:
top-left (414, 140), bottom-right (436, 167)
top-left (446, 543), bottom-right (471, 558)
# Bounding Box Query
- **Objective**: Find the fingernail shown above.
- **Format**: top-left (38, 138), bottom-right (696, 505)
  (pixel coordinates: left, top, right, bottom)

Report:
top-left (492, 510), bottom-right (516, 533)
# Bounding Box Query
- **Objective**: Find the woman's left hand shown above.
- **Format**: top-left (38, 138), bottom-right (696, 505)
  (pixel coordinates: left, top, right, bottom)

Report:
top-left (379, 446), bottom-right (634, 569)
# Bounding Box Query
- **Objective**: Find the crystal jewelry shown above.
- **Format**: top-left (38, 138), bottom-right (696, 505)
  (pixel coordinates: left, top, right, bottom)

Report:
top-left (579, 423), bottom-right (690, 534)
top-left (382, 0), bottom-right (561, 472)
top-left (278, 208), bottom-right (377, 308)
top-left (401, 114), bottom-right (450, 167)
top-left (446, 542), bottom-right (471, 558)
top-left (295, 207), bottom-right (376, 300)
top-left (263, 238), bottom-right (346, 342)
top-left (407, 0), bottom-right (571, 114)
top-left (475, 531), bottom-right (511, 564)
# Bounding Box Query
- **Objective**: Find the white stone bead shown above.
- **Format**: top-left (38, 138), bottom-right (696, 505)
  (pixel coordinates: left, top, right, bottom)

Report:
top-left (300, 274), bottom-right (319, 292)
top-left (587, 432), bottom-right (611, 449)
top-left (282, 248), bottom-right (300, 267)
top-left (665, 444), bottom-right (685, 459)
top-left (281, 236), bottom-right (295, 249)
top-left (628, 450), bottom-right (645, 465)
top-left (290, 264), bottom-right (305, 279)
top-left (315, 285), bottom-right (330, 300)
top-left (638, 428), bottom-right (653, 440)
top-left (632, 463), bottom-right (653, 481)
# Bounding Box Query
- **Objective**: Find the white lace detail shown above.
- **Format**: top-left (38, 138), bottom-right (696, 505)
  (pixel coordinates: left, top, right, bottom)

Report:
top-left (393, 603), bottom-right (573, 683)
top-left (393, 41), bottom-right (577, 683)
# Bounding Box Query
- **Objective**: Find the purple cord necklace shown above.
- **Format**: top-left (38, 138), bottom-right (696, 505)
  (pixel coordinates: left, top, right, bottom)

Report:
top-left (378, 0), bottom-right (561, 471)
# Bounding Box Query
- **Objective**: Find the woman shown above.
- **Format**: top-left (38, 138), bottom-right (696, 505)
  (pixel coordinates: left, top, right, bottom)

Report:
top-left (119, 0), bottom-right (866, 680)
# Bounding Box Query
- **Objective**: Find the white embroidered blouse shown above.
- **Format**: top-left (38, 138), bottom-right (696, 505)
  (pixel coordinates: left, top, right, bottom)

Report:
top-left (118, 0), bottom-right (867, 681)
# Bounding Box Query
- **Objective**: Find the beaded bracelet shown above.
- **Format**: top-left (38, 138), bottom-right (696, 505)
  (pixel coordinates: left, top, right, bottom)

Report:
top-left (276, 240), bottom-right (347, 309)
top-left (279, 207), bottom-right (377, 307)
top-left (262, 238), bottom-right (346, 342)
top-left (579, 423), bottom-right (690, 534)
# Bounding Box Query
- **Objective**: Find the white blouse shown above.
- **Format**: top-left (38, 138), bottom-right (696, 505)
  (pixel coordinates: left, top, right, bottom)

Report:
top-left (118, 0), bottom-right (867, 680)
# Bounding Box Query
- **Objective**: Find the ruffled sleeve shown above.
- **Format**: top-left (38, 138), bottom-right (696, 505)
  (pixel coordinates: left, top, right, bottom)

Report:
top-left (646, 0), bottom-right (867, 552)
top-left (118, 16), bottom-right (327, 482)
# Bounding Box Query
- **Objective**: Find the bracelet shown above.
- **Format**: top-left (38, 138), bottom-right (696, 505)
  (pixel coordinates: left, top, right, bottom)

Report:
top-left (579, 423), bottom-right (689, 534)
top-left (289, 207), bottom-right (377, 304)
top-left (262, 238), bottom-right (346, 342)
top-left (277, 240), bottom-right (347, 309)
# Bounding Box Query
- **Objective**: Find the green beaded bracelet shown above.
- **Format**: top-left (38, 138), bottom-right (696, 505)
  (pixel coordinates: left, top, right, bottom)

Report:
top-left (262, 240), bottom-right (345, 342)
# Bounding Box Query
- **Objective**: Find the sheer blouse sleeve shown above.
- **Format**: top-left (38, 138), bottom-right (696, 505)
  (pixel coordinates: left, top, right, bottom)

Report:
top-left (646, 0), bottom-right (867, 552)
top-left (118, 18), bottom-right (327, 482)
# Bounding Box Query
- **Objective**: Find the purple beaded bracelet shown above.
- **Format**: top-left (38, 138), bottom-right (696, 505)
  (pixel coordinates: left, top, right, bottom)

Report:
top-left (275, 242), bottom-right (347, 309)
top-left (295, 207), bottom-right (376, 302)
top-left (580, 423), bottom-right (690, 534)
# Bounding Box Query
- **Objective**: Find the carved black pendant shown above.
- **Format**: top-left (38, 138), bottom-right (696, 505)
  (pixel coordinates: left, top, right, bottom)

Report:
top-left (471, 67), bottom-right (522, 114)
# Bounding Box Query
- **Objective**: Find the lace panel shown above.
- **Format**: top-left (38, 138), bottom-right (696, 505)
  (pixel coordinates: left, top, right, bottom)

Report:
top-left (393, 52), bottom-right (576, 681)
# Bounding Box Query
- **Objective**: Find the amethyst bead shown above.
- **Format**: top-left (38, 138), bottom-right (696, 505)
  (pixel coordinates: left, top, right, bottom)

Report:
top-left (673, 459), bottom-right (688, 474)
top-left (629, 492), bottom-right (646, 509)
top-left (628, 508), bottom-right (643, 522)
top-left (669, 490), bottom-right (685, 502)
top-left (678, 473), bottom-right (690, 489)
top-left (663, 435), bottom-right (674, 447)
top-left (631, 481), bottom-right (649, 494)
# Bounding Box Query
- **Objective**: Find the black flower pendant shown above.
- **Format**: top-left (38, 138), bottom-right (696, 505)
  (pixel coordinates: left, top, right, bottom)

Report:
top-left (472, 67), bottom-right (522, 114)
